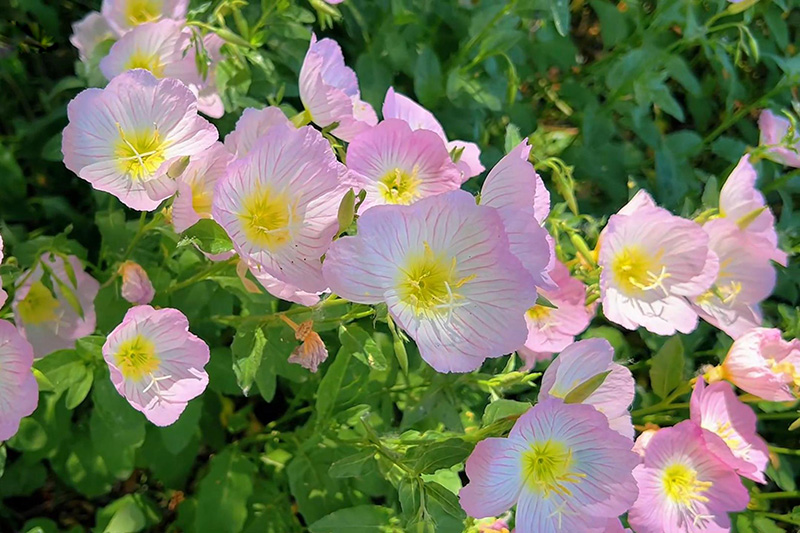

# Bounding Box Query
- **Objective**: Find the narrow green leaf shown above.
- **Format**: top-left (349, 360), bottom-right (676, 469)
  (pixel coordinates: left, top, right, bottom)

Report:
top-left (649, 336), bottom-right (685, 399)
top-left (328, 450), bottom-right (375, 478)
top-left (563, 370), bottom-right (611, 404)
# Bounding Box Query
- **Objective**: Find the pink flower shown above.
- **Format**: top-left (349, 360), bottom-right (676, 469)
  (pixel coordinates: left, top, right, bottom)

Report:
top-left (101, 0), bottom-right (189, 36)
top-left (758, 109), bottom-right (800, 168)
top-left (598, 190), bottom-right (718, 335)
top-left (633, 428), bottom-right (658, 457)
top-left (692, 218), bottom-right (775, 338)
top-left (0, 234), bottom-right (6, 308)
top-left (346, 119), bottom-right (462, 209)
top-left (718, 154), bottom-right (787, 266)
top-left (172, 142), bottom-right (233, 233)
top-left (690, 377), bottom-right (769, 483)
top-left (628, 420), bottom-right (750, 533)
top-left (539, 338), bottom-right (635, 438)
top-left (382, 87), bottom-right (485, 180)
top-left (62, 69), bottom-right (217, 211)
top-left (103, 305), bottom-right (209, 426)
top-left (603, 519), bottom-right (632, 533)
top-left (323, 190), bottom-right (536, 373)
top-left (0, 320), bottom-right (38, 441)
top-left (213, 124), bottom-right (347, 295)
top-left (299, 35), bottom-right (377, 141)
top-left (518, 261), bottom-right (593, 367)
top-left (13, 254), bottom-right (100, 358)
top-left (119, 261), bottom-right (156, 305)
top-left (459, 398), bottom-right (639, 533)
top-left (242, 260), bottom-right (320, 306)
top-left (719, 327), bottom-right (800, 402)
top-left (70, 11), bottom-right (114, 62)
top-left (223, 107), bottom-right (292, 159)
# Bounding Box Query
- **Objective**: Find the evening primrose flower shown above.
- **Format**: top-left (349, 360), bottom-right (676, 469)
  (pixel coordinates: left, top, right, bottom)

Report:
top-left (603, 520), bottom-right (632, 533)
top-left (62, 69), bottom-right (217, 211)
top-left (690, 377), bottom-right (769, 483)
top-left (223, 107), bottom-right (292, 159)
top-left (101, 0), bottom-right (188, 36)
top-left (628, 420), bottom-right (749, 533)
top-left (13, 254), bottom-right (100, 358)
top-left (758, 109), bottom-right (800, 168)
top-left (242, 261), bottom-right (321, 306)
top-left (70, 11), bottom-right (114, 62)
top-left (0, 320), bottom-right (38, 441)
top-left (539, 338), bottom-right (635, 439)
top-left (346, 119), bottom-right (462, 210)
top-left (459, 398), bottom-right (639, 533)
top-left (299, 35), bottom-right (377, 141)
top-left (382, 87), bottom-right (485, 180)
top-left (323, 190), bottom-right (537, 373)
top-left (103, 305), bottom-right (209, 426)
top-left (598, 190), bottom-right (718, 335)
top-left (213, 124), bottom-right (348, 294)
top-left (172, 142), bottom-right (233, 233)
top-left (119, 261), bottom-right (155, 305)
top-left (0, 234), bottom-right (6, 308)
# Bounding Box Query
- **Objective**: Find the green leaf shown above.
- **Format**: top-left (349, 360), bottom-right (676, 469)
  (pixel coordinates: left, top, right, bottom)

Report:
top-left (158, 398), bottom-right (203, 454)
top-left (232, 326), bottom-right (267, 396)
top-left (649, 336), bottom-right (685, 399)
top-left (8, 418), bottom-right (48, 452)
top-left (424, 481), bottom-right (465, 521)
top-left (338, 324), bottom-right (387, 371)
top-left (34, 350), bottom-right (87, 395)
top-left (95, 494), bottom-right (160, 533)
top-left (328, 450), bottom-right (375, 478)
top-left (549, 0), bottom-right (571, 36)
top-left (482, 399), bottom-right (531, 425)
top-left (195, 448), bottom-right (257, 533)
top-left (407, 438), bottom-right (473, 475)
top-left (179, 219), bottom-right (234, 255)
top-left (563, 370), bottom-right (612, 404)
top-left (308, 505), bottom-right (394, 532)
top-left (735, 513), bottom-right (784, 533)
top-left (504, 124), bottom-right (523, 154)
top-left (386, 316), bottom-right (409, 376)
top-left (64, 369), bottom-right (93, 409)
top-left (414, 46), bottom-right (443, 108)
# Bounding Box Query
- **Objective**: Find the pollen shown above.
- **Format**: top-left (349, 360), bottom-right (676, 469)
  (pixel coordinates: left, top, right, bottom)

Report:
top-left (238, 186), bottom-right (298, 251)
top-left (379, 166), bottom-right (421, 205)
top-left (191, 184), bottom-right (213, 217)
top-left (611, 245), bottom-right (670, 296)
top-left (526, 305), bottom-right (552, 322)
top-left (114, 124), bottom-right (167, 182)
top-left (115, 334), bottom-right (160, 381)
top-left (662, 463), bottom-right (712, 507)
top-left (124, 49), bottom-right (165, 77)
top-left (17, 281), bottom-right (60, 325)
top-left (522, 439), bottom-right (586, 498)
top-left (397, 242), bottom-right (473, 319)
top-left (124, 0), bottom-right (162, 26)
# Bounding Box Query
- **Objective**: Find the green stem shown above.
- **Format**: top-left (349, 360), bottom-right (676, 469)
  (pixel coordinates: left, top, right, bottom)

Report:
top-left (756, 512), bottom-right (800, 527)
top-left (769, 446), bottom-right (800, 456)
top-left (632, 383), bottom-right (693, 418)
top-left (757, 412), bottom-right (800, 421)
top-left (163, 258), bottom-right (236, 294)
top-left (702, 83), bottom-right (787, 146)
top-left (751, 490), bottom-right (800, 501)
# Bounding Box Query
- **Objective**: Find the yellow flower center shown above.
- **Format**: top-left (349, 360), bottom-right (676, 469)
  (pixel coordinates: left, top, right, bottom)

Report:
top-left (124, 49), bottom-right (165, 77)
top-left (708, 421), bottom-right (745, 456)
top-left (17, 281), bottom-right (60, 325)
top-left (379, 167), bottom-right (421, 205)
top-left (662, 463), bottom-right (712, 507)
top-left (115, 334), bottom-right (160, 381)
top-left (610, 245), bottom-right (670, 296)
top-left (125, 0), bottom-right (163, 26)
top-left (527, 305), bottom-right (552, 322)
top-left (114, 125), bottom-right (168, 182)
top-left (191, 183), bottom-right (213, 217)
top-left (768, 359), bottom-right (800, 387)
top-left (396, 243), bottom-right (473, 318)
top-left (238, 186), bottom-right (298, 251)
top-left (522, 439), bottom-right (586, 498)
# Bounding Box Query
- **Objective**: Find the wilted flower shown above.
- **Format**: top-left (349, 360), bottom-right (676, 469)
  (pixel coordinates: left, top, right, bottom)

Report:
top-left (101, 0), bottom-right (189, 36)
top-left (598, 190), bottom-right (718, 335)
top-left (70, 11), bottom-right (114, 62)
top-left (628, 420), bottom-right (749, 533)
top-left (0, 320), bottom-right (38, 441)
top-left (103, 305), bottom-right (209, 426)
top-left (459, 398), bottom-right (640, 533)
top-left (758, 109), bottom-right (800, 168)
top-left (172, 142), bottom-right (233, 233)
top-left (281, 316), bottom-right (328, 372)
top-left (119, 261), bottom-right (155, 305)
top-left (690, 377), bottom-right (769, 483)
top-left (62, 69), bottom-right (217, 211)
top-left (323, 190), bottom-right (536, 373)
top-left (223, 107), bottom-right (292, 159)
top-left (13, 253), bottom-right (100, 358)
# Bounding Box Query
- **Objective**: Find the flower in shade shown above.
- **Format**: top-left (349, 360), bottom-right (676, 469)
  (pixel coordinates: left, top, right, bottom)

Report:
top-left (280, 316), bottom-right (328, 372)
top-left (382, 87), bottom-right (485, 180)
top-left (223, 107), bottom-right (292, 159)
top-left (539, 338), bottom-right (635, 439)
top-left (0, 234), bottom-right (6, 308)
top-left (692, 218), bottom-right (775, 338)
top-left (101, 0), bottom-right (188, 36)
top-left (323, 190), bottom-right (536, 373)
top-left (299, 35), bottom-right (377, 141)
top-left (213, 124), bottom-right (347, 295)
top-left (713, 327), bottom-right (800, 402)
top-left (0, 320), bottom-right (38, 441)
top-left (13, 254), bottom-right (100, 358)
top-left (346, 119), bottom-right (462, 210)
top-left (459, 398), bottom-right (639, 533)
top-left (103, 305), bottom-right (209, 425)
top-left (119, 261), bottom-right (156, 305)
top-left (598, 190), bottom-right (718, 335)
top-left (62, 69), bottom-right (217, 211)
top-left (758, 109), bottom-right (800, 168)
top-left (518, 261), bottom-right (593, 367)
top-left (628, 420), bottom-right (749, 533)
top-left (690, 377), bottom-right (769, 483)
top-left (70, 11), bottom-right (115, 62)
top-left (172, 142), bottom-right (233, 233)
top-left (717, 154), bottom-right (787, 266)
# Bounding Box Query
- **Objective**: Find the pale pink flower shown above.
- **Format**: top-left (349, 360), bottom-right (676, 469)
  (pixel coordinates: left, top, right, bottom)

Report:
top-left (718, 154), bottom-right (787, 266)
top-left (719, 327), bottom-right (800, 402)
top-left (690, 377), bottom-right (769, 483)
top-left (103, 305), bottom-right (209, 426)
top-left (346, 119), bottom-right (462, 209)
top-left (299, 35), bottom-right (377, 141)
top-left (70, 11), bottom-right (114, 62)
top-left (13, 254), bottom-right (100, 358)
top-left (459, 398), bottom-right (639, 533)
top-left (223, 107), bottom-right (292, 159)
top-left (243, 260), bottom-right (320, 306)
top-left (119, 261), bottom-right (155, 305)
top-left (692, 218), bottom-right (775, 338)
top-left (603, 519), bottom-right (632, 533)
top-left (598, 190), bottom-right (718, 335)
top-left (758, 109), bottom-right (800, 168)
top-left (323, 190), bottom-right (536, 373)
top-left (382, 87), bottom-right (485, 180)
top-left (628, 420), bottom-right (749, 533)
top-left (518, 261), bottom-right (593, 367)
top-left (633, 428), bottom-right (658, 457)
top-left (213, 124), bottom-right (347, 295)
top-left (62, 69), bottom-right (217, 211)
top-left (0, 320), bottom-right (38, 441)
top-left (539, 338), bottom-right (635, 438)
top-left (101, 0), bottom-right (189, 36)
top-left (172, 142), bottom-right (233, 233)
